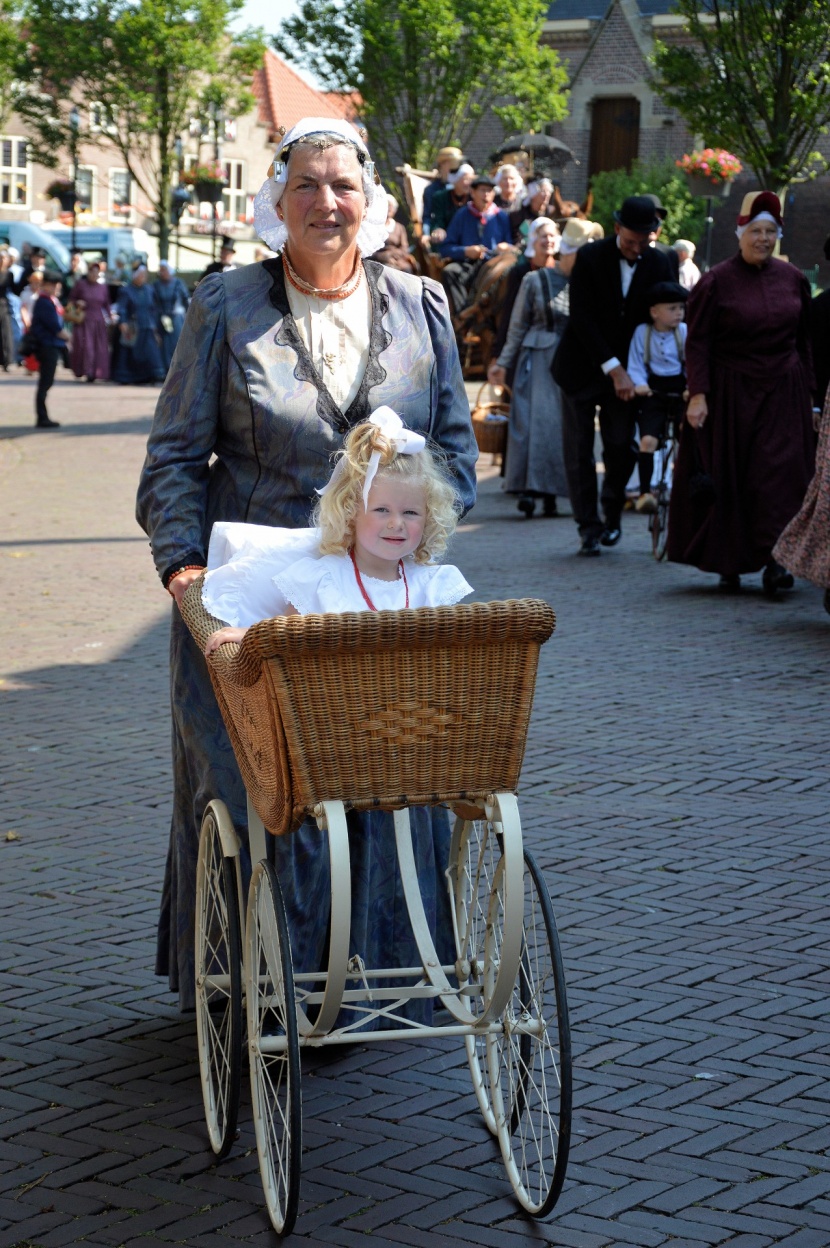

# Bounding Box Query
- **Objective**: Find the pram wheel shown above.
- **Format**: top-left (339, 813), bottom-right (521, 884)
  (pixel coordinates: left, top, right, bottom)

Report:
top-left (450, 816), bottom-right (503, 1136)
top-left (487, 849), bottom-right (572, 1217)
top-left (246, 860), bottom-right (302, 1236)
top-left (195, 800), bottom-right (243, 1160)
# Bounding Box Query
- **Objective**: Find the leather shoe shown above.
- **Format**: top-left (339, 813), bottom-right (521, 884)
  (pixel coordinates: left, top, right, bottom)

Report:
top-left (517, 495), bottom-right (536, 518)
top-left (577, 535), bottom-right (601, 557)
top-left (824, 588), bottom-right (830, 617)
top-left (718, 574), bottom-right (741, 592)
top-left (600, 525), bottom-right (621, 547)
top-left (35, 418), bottom-right (61, 429)
top-left (762, 560), bottom-right (794, 598)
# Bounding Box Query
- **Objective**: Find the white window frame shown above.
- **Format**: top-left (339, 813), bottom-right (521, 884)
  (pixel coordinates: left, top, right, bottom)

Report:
top-left (75, 164), bottom-right (97, 214)
top-left (108, 167), bottom-right (133, 223)
top-left (0, 135), bottom-right (31, 211)
top-left (222, 158), bottom-right (247, 224)
top-left (89, 102), bottom-right (118, 136)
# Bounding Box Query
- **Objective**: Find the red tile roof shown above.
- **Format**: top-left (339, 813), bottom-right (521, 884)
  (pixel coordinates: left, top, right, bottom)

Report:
top-left (254, 48), bottom-right (358, 142)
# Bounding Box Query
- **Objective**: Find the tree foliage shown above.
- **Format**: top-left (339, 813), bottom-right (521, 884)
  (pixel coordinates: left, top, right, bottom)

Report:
top-left (589, 159), bottom-right (708, 244)
top-left (274, 0), bottom-right (569, 170)
top-left (652, 0), bottom-right (830, 192)
top-left (17, 0), bottom-right (264, 257)
top-left (0, 0), bottom-right (22, 130)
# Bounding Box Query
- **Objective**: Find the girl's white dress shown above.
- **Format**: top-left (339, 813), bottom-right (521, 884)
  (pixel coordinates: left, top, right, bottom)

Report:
top-left (202, 521), bottom-right (473, 626)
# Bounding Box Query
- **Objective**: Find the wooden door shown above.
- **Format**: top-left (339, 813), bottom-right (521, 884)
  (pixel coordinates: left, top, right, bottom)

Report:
top-left (588, 97), bottom-right (641, 175)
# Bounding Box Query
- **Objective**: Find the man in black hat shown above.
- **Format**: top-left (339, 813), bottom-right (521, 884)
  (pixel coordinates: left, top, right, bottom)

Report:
top-left (552, 195), bottom-right (679, 555)
top-left (438, 175), bottom-right (512, 315)
top-left (201, 235), bottom-right (238, 279)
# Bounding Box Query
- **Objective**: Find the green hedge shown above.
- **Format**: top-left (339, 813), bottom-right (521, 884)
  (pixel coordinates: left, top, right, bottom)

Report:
top-left (589, 159), bottom-right (709, 245)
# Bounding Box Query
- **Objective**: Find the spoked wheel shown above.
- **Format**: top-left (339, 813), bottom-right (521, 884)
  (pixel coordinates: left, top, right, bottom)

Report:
top-left (486, 849), bottom-right (572, 1217)
top-left (450, 817), bottom-right (504, 1136)
top-left (246, 860), bottom-right (302, 1236)
top-left (195, 800), bottom-right (243, 1160)
top-left (651, 485), bottom-right (670, 561)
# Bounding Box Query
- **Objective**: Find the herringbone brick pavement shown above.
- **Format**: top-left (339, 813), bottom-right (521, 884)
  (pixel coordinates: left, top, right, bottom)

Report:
top-left (1, 372), bottom-right (829, 1247)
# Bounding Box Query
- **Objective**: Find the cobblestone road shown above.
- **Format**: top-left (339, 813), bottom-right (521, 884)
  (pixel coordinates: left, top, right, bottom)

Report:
top-left (2, 371), bottom-right (829, 1248)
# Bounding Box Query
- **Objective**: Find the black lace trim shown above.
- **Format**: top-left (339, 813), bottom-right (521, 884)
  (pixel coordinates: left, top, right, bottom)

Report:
top-left (263, 255), bottom-right (391, 435)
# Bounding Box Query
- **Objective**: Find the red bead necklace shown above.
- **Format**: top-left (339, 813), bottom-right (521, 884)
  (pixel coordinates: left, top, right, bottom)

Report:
top-left (350, 548), bottom-right (409, 611)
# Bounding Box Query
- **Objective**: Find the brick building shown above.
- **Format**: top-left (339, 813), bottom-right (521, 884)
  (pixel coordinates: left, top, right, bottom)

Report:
top-left (0, 49), bottom-right (354, 270)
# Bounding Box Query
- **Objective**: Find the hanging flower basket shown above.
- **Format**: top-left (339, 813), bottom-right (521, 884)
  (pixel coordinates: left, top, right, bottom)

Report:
top-left (44, 177), bottom-right (77, 211)
top-left (677, 149), bottom-right (742, 198)
top-left (181, 161), bottom-right (227, 203)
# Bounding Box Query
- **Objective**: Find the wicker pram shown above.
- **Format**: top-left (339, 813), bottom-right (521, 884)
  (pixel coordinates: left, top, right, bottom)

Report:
top-left (179, 576), bottom-right (570, 1236)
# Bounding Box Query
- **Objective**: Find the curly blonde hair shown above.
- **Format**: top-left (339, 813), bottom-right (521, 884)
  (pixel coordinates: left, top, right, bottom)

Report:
top-left (313, 421), bottom-right (462, 564)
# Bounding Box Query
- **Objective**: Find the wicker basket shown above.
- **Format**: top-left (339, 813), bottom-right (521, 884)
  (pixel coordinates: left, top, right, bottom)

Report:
top-left (471, 381), bottom-right (511, 455)
top-left (181, 579), bottom-right (555, 838)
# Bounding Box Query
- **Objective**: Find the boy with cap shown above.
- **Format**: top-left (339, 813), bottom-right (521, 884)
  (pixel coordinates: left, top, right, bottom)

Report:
top-left (627, 280), bottom-right (689, 511)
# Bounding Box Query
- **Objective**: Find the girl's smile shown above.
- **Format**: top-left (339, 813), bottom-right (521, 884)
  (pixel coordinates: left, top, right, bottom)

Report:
top-left (352, 477), bottom-right (427, 580)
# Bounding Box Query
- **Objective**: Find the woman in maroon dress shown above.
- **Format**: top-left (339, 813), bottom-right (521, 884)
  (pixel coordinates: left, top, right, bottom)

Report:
top-left (69, 260), bottom-right (113, 382)
top-left (668, 192), bottom-right (815, 595)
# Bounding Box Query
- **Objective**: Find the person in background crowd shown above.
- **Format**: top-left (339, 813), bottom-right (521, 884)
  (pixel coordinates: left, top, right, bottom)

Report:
top-left (3, 247), bottom-right (23, 358)
top-left (201, 235), bottom-right (238, 279)
top-left (439, 175), bottom-right (512, 316)
top-left (69, 259), bottom-right (113, 383)
top-left (30, 269), bottom-right (68, 429)
top-left (153, 260), bottom-right (191, 374)
top-left (552, 195), bottom-right (678, 556)
top-left (491, 214), bottom-right (564, 389)
top-left (667, 191), bottom-right (815, 597)
top-left (0, 250), bottom-right (15, 370)
top-left (421, 145), bottom-right (464, 226)
top-left (428, 163), bottom-right (474, 243)
top-left (114, 266), bottom-right (165, 384)
top-left (554, 218), bottom-right (604, 279)
top-left (19, 271), bottom-right (43, 330)
top-left (14, 246), bottom-right (46, 295)
top-left (489, 218), bottom-right (570, 519)
top-left (494, 164), bottom-right (525, 214)
top-left (508, 178), bottom-right (554, 245)
top-left (644, 195), bottom-right (680, 269)
top-left (63, 250), bottom-right (86, 296)
top-left (369, 194), bottom-right (418, 273)
top-left (673, 239), bottom-right (701, 291)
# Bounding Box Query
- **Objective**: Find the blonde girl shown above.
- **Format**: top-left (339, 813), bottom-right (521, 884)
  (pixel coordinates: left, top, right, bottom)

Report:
top-left (203, 408), bottom-right (472, 653)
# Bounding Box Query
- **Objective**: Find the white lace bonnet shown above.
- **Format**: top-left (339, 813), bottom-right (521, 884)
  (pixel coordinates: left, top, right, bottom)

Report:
top-left (252, 116), bottom-right (389, 256)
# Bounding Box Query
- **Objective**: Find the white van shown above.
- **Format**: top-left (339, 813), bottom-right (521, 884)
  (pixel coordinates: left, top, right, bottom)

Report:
top-left (0, 221), bottom-right (72, 276)
top-left (40, 226), bottom-right (153, 276)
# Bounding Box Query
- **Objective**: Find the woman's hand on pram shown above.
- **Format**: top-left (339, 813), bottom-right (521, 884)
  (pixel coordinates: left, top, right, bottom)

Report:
top-left (205, 626), bottom-right (248, 657)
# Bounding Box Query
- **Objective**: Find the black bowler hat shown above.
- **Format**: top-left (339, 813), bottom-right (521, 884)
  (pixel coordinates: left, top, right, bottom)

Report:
top-left (614, 195), bottom-right (662, 233)
top-left (644, 193), bottom-right (668, 220)
top-left (471, 175), bottom-right (496, 189)
top-left (219, 234), bottom-right (236, 252)
top-left (647, 280), bottom-right (688, 306)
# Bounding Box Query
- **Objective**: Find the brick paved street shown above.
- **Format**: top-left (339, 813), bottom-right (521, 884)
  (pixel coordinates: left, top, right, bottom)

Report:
top-left (2, 371), bottom-right (830, 1248)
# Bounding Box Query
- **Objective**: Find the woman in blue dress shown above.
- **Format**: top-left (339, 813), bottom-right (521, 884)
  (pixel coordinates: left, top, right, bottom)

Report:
top-left (115, 267), bottom-right (164, 384)
top-left (136, 116), bottom-right (478, 1013)
top-left (153, 261), bottom-right (190, 375)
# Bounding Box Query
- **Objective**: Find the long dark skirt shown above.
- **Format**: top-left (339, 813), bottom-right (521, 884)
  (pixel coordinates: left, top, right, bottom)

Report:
top-left (160, 609), bottom-right (454, 1018)
top-left (115, 327), bottom-right (164, 384)
top-left (504, 341), bottom-right (569, 499)
top-left (668, 362), bottom-right (815, 576)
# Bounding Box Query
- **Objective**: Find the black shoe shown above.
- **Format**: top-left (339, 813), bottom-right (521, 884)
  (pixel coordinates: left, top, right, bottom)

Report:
top-left (542, 496), bottom-right (559, 517)
top-left (600, 525), bottom-right (621, 547)
top-left (578, 535), bottom-right (601, 557)
top-left (718, 574), bottom-right (741, 592)
top-left (824, 588), bottom-right (830, 617)
top-left (35, 418), bottom-right (61, 429)
top-left (517, 496), bottom-right (536, 518)
top-left (762, 560), bottom-right (794, 598)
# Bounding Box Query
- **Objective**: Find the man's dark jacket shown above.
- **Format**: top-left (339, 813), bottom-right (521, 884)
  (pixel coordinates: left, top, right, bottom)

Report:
top-left (553, 236), bottom-right (678, 395)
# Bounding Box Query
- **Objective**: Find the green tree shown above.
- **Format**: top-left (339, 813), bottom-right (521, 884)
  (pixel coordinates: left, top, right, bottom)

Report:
top-left (274, 0), bottom-right (569, 170)
top-left (652, 0), bottom-right (830, 192)
top-left (589, 159), bottom-right (707, 244)
top-left (17, 0), bottom-right (264, 258)
top-left (0, 0), bottom-right (22, 130)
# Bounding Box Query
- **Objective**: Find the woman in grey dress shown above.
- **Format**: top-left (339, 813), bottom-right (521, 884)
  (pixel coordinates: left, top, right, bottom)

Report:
top-left (136, 117), bottom-right (477, 1012)
top-left (489, 218), bottom-right (570, 518)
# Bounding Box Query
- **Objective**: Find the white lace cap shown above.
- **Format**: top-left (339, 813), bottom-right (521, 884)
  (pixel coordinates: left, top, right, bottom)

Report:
top-left (316, 407), bottom-right (427, 509)
top-left (253, 116), bottom-right (389, 256)
top-left (735, 211), bottom-right (782, 241)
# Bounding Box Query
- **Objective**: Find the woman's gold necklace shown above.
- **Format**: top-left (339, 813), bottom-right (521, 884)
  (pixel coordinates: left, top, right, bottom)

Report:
top-left (282, 248), bottom-right (363, 302)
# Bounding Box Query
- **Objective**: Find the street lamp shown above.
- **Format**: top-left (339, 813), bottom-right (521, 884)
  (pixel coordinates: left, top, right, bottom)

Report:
top-left (209, 101), bottom-right (224, 262)
top-left (69, 105), bottom-right (80, 254)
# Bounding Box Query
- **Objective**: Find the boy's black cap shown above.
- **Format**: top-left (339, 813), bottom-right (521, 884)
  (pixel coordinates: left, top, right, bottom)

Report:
top-left (648, 280), bottom-right (688, 306)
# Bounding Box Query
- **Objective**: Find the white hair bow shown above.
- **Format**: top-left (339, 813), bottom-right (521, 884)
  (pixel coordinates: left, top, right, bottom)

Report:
top-left (317, 407), bottom-right (426, 509)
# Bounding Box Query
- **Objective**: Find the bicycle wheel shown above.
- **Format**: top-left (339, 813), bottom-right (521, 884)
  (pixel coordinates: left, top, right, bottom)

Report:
top-left (246, 860), bottom-right (302, 1236)
top-left (651, 484), bottom-right (670, 561)
top-left (487, 850), bottom-right (571, 1217)
top-left (450, 817), bottom-right (503, 1136)
top-left (195, 801), bottom-right (243, 1160)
